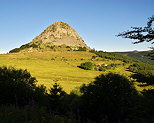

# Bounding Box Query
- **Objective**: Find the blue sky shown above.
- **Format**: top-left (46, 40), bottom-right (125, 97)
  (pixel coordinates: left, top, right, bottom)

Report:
top-left (0, 0), bottom-right (154, 53)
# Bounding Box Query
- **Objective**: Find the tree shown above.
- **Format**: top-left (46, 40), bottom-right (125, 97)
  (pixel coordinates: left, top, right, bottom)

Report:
top-left (79, 73), bottom-right (139, 123)
top-left (117, 15), bottom-right (154, 44)
top-left (48, 82), bottom-right (66, 112)
top-left (0, 66), bottom-right (39, 106)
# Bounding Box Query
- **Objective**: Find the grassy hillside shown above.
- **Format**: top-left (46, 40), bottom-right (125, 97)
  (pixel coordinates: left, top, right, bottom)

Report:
top-left (1, 50), bottom-right (153, 93)
top-left (114, 50), bottom-right (154, 64)
top-left (0, 51), bottom-right (130, 93)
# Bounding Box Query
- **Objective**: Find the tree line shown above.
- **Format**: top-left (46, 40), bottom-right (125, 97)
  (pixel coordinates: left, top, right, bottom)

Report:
top-left (1, 66), bottom-right (154, 122)
top-left (90, 50), bottom-right (136, 63)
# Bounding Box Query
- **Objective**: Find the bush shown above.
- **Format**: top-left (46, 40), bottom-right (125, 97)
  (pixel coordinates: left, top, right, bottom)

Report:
top-left (80, 62), bottom-right (94, 70)
top-left (77, 47), bottom-right (87, 51)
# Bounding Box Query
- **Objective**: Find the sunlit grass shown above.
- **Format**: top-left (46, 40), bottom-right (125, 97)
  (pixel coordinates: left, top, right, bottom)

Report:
top-left (0, 51), bottom-right (102, 93)
top-left (1, 51), bottom-right (153, 93)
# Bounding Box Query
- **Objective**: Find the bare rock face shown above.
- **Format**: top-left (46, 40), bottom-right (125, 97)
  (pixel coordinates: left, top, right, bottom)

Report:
top-left (32, 21), bottom-right (88, 48)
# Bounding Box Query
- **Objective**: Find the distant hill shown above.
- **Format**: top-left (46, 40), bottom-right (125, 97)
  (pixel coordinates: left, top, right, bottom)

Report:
top-left (114, 50), bottom-right (154, 64)
top-left (10, 21), bottom-right (90, 53)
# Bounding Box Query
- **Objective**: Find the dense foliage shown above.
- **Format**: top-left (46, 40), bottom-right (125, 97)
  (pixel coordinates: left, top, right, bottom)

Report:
top-left (79, 73), bottom-right (139, 122)
top-left (0, 105), bottom-right (73, 123)
top-left (141, 89), bottom-right (154, 121)
top-left (1, 66), bottom-right (154, 122)
top-left (128, 63), bottom-right (154, 85)
top-left (0, 66), bottom-right (38, 105)
top-left (0, 66), bottom-right (72, 122)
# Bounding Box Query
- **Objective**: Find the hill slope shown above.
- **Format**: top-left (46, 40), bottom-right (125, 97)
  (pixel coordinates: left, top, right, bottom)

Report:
top-left (1, 49), bottom-right (154, 92)
top-left (114, 50), bottom-right (154, 64)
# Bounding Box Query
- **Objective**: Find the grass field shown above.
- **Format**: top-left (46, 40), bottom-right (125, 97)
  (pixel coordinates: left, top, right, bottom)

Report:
top-left (1, 51), bottom-right (151, 93)
top-left (0, 51), bottom-right (104, 93)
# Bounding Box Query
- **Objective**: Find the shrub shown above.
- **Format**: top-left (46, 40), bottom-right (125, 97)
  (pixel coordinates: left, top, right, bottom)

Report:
top-left (98, 66), bottom-right (106, 71)
top-left (77, 47), bottom-right (87, 51)
top-left (80, 62), bottom-right (94, 70)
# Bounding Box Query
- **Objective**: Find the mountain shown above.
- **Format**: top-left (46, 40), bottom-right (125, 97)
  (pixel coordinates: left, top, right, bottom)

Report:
top-left (10, 21), bottom-right (89, 53)
top-left (114, 50), bottom-right (154, 64)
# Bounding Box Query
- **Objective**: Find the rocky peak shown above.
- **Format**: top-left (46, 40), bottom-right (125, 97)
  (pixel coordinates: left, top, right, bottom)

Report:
top-left (32, 21), bottom-right (88, 48)
top-left (9, 21), bottom-right (90, 53)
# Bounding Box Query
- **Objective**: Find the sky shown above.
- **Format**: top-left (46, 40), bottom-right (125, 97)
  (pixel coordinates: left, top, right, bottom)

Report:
top-left (0, 0), bottom-right (154, 53)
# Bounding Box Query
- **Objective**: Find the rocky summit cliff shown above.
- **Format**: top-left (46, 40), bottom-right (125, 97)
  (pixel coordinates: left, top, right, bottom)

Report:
top-left (10, 21), bottom-right (90, 53)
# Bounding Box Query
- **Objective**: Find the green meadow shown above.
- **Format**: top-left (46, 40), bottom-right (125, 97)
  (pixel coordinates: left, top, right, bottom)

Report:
top-left (1, 51), bottom-right (152, 93)
top-left (0, 51), bottom-right (103, 93)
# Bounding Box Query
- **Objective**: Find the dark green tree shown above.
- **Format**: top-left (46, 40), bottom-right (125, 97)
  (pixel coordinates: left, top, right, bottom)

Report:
top-left (48, 82), bottom-right (66, 112)
top-left (0, 66), bottom-right (40, 106)
top-left (79, 73), bottom-right (139, 123)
